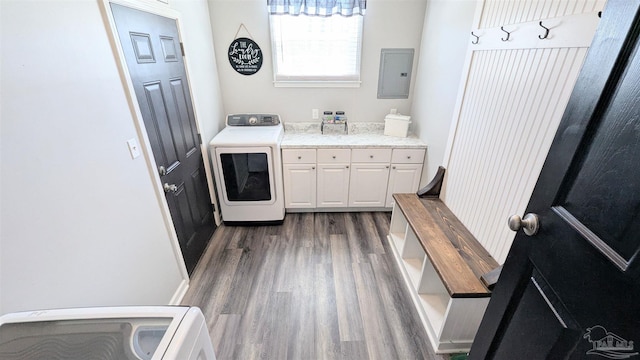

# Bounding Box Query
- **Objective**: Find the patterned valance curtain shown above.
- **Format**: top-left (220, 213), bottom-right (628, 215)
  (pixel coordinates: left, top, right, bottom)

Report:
top-left (267, 0), bottom-right (366, 16)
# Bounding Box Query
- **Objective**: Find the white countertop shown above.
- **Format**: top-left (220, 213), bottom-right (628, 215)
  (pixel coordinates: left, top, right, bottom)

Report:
top-left (281, 122), bottom-right (427, 149)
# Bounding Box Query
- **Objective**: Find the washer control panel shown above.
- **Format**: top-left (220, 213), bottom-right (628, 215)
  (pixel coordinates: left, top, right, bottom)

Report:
top-left (227, 114), bottom-right (280, 126)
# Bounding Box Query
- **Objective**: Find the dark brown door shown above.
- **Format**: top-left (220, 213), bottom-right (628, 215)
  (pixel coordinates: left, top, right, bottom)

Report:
top-left (111, 4), bottom-right (215, 275)
top-left (470, 1), bottom-right (640, 358)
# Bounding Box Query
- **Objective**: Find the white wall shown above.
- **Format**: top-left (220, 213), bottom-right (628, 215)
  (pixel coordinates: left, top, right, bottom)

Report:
top-left (411, 0), bottom-right (478, 182)
top-left (0, 0), bottom-right (223, 315)
top-left (173, 0), bottom-right (225, 142)
top-left (207, 0), bottom-right (427, 123)
top-left (171, 0), bottom-right (226, 215)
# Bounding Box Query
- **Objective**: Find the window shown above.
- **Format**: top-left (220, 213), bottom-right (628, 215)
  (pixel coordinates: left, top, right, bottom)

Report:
top-left (269, 14), bottom-right (363, 87)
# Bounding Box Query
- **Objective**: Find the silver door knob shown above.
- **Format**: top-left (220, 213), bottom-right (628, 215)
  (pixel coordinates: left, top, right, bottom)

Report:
top-left (164, 183), bottom-right (178, 193)
top-left (508, 213), bottom-right (539, 236)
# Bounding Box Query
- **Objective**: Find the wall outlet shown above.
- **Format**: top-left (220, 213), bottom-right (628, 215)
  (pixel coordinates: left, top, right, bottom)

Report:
top-left (312, 109), bottom-right (319, 119)
top-left (390, 108), bottom-right (398, 114)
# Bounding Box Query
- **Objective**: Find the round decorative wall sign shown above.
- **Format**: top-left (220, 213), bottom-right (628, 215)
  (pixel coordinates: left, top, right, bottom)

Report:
top-left (228, 37), bottom-right (263, 75)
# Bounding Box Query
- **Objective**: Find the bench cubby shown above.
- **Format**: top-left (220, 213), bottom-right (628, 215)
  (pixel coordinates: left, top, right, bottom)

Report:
top-left (387, 193), bottom-right (499, 353)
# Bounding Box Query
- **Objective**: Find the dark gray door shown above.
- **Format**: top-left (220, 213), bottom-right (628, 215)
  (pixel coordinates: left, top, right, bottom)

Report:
top-left (111, 4), bottom-right (215, 275)
top-left (470, 1), bottom-right (640, 358)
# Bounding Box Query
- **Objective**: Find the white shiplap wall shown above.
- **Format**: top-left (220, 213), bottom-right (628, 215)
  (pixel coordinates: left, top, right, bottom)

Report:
top-left (441, 0), bottom-right (606, 264)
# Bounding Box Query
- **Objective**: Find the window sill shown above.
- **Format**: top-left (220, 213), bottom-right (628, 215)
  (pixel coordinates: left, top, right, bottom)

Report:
top-left (273, 80), bottom-right (362, 88)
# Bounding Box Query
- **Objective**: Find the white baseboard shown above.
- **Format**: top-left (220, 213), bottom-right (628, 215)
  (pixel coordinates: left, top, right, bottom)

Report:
top-left (169, 278), bottom-right (189, 305)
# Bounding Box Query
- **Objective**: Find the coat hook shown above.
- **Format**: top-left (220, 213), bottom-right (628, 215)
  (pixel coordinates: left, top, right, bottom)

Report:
top-left (471, 31), bottom-right (479, 45)
top-left (501, 26), bottom-right (511, 41)
top-left (538, 21), bottom-right (550, 39)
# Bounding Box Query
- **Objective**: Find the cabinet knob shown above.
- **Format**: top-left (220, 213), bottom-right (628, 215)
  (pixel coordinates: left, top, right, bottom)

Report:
top-left (386, 166), bottom-right (389, 169)
top-left (312, 167), bottom-right (315, 170)
top-left (393, 166), bottom-right (396, 169)
top-left (407, 156), bottom-right (411, 159)
top-left (298, 156), bottom-right (302, 160)
top-left (346, 166), bottom-right (349, 169)
top-left (370, 155), bottom-right (374, 158)
top-left (332, 155), bottom-right (336, 159)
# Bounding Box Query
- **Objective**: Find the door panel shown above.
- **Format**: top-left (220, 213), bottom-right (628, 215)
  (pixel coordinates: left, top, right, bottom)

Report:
top-left (491, 264), bottom-right (582, 358)
top-left (558, 45), bottom-right (640, 262)
top-left (143, 82), bottom-right (181, 171)
top-left (169, 79), bottom-right (199, 157)
top-left (111, 3), bottom-right (215, 275)
top-left (470, 1), bottom-right (640, 358)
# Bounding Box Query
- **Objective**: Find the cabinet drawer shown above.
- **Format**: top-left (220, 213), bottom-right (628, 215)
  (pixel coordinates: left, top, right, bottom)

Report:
top-left (317, 149), bottom-right (351, 163)
top-left (282, 149), bottom-right (316, 163)
top-left (391, 149), bottom-right (426, 164)
top-left (351, 148), bottom-right (392, 163)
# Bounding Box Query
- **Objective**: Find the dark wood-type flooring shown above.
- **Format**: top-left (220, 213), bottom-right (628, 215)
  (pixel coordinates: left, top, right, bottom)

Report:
top-left (182, 212), bottom-right (449, 360)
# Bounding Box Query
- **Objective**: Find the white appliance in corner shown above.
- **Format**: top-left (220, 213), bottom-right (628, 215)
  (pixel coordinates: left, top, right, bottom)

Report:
top-left (0, 306), bottom-right (215, 360)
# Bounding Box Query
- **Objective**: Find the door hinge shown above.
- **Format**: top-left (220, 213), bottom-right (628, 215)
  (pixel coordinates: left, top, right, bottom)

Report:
top-left (180, 42), bottom-right (185, 57)
top-left (198, 133), bottom-right (203, 144)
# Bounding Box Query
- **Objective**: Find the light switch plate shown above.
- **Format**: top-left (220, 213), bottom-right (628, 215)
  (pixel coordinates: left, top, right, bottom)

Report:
top-left (127, 138), bottom-right (141, 159)
top-left (312, 109), bottom-right (319, 119)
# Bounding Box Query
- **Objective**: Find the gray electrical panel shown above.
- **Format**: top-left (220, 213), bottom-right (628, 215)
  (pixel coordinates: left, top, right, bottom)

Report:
top-left (377, 48), bottom-right (414, 99)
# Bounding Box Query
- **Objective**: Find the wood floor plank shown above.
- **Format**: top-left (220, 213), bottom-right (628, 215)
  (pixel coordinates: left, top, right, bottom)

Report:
top-left (368, 252), bottom-right (438, 359)
top-left (286, 245), bottom-right (317, 359)
top-left (235, 233), bottom-right (279, 345)
top-left (182, 246), bottom-right (244, 323)
top-left (343, 212), bottom-right (386, 263)
top-left (340, 340), bottom-right (369, 359)
top-left (263, 291), bottom-right (292, 359)
top-left (352, 259), bottom-right (398, 360)
top-left (220, 226), bottom-right (270, 314)
top-left (182, 212), bottom-right (450, 360)
top-left (331, 233), bottom-right (365, 342)
top-left (315, 262), bottom-right (341, 359)
top-left (313, 212), bottom-right (345, 265)
top-left (208, 314), bottom-right (241, 360)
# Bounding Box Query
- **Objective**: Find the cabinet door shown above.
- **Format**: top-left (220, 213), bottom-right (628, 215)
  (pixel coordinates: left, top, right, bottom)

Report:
top-left (386, 163), bottom-right (422, 207)
top-left (317, 164), bottom-right (350, 208)
top-left (349, 164), bottom-right (390, 207)
top-left (283, 164), bottom-right (316, 208)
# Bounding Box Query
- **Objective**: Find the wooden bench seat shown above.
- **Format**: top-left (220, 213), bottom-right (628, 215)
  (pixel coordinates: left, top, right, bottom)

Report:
top-left (387, 192), bottom-right (499, 353)
top-left (392, 193), bottom-right (498, 298)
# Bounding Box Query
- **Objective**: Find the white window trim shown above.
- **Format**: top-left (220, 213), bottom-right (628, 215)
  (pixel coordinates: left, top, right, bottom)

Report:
top-left (269, 14), bottom-right (364, 88)
top-left (273, 80), bottom-right (362, 88)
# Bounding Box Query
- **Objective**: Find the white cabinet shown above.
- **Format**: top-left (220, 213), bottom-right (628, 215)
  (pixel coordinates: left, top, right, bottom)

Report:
top-left (282, 147), bottom-right (425, 210)
top-left (282, 149), bottom-right (316, 208)
top-left (349, 149), bottom-right (392, 207)
top-left (349, 164), bottom-right (390, 207)
top-left (316, 149), bottom-right (351, 208)
top-left (385, 149), bottom-right (426, 207)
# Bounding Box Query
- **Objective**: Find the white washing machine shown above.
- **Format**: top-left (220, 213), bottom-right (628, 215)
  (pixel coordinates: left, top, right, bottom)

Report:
top-left (210, 114), bottom-right (285, 224)
top-left (0, 306), bottom-right (215, 360)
